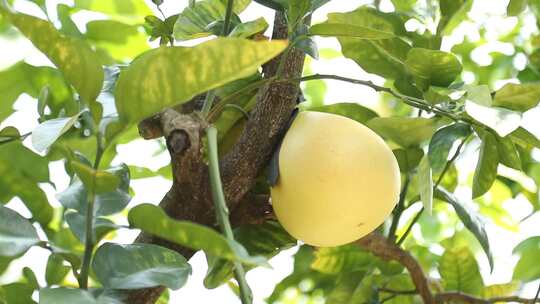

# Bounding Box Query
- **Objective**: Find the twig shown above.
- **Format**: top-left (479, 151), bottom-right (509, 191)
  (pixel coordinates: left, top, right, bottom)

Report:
top-left (436, 292), bottom-right (540, 303)
top-left (396, 135), bottom-right (470, 246)
top-left (200, 0), bottom-right (235, 116)
top-left (388, 175), bottom-right (411, 242)
top-left (207, 126), bottom-right (252, 304)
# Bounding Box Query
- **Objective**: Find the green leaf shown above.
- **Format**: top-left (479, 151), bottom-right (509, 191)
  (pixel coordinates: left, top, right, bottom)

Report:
top-left (39, 287), bottom-right (116, 304)
top-left (495, 135), bottom-right (521, 170)
top-left (330, 7), bottom-right (410, 79)
top-left (482, 282), bottom-right (519, 298)
top-left (467, 84), bottom-right (492, 106)
top-left (391, 0), bottom-right (417, 12)
top-left (393, 147), bottom-right (424, 172)
top-left (92, 243), bottom-right (191, 290)
top-left (65, 211), bottom-right (117, 243)
top-left (513, 236), bottom-right (540, 282)
top-left (115, 38), bottom-right (287, 123)
top-left (507, 0), bottom-right (527, 16)
top-left (405, 48), bottom-right (462, 90)
top-left (435, 187), bottom-right (493, 270)
top-left (0, 283), bottom-right (35, 304)
top-left (493, 83), bottom-right (540, 112)
top-left (438, 247), bottom-right (483, 295)
top-left (85, 20), bottom-right (150, 62)
top-left (366, 117), bottom-right (437, 148)
top-left (220, 0), bottom-right (251, 13)
top-left (308, 103), bottom-right (378, 124)
top-left (0, 127), bottom-right (19, 144)
top-left (509, 127), bottom-right (540, 149)
top-left (438, 0), bottom-right (473, 35)
top-left (428, 123), bottom-right (471, 174)
top-left (0, 205), bottom-right (40, 257)
top-left (57, 164), bottom-right (131, 216)
top-left (465, 100), bottom-right (521, 137)
top-left (128, 204), bottom-right (268, 266)
top-left (310, 22), bottom-right (394, 39)
top-left (173, 0), bottom-right (227, 40)
top-left (0, 142), bottom-right (53, 226)
top-left (418, 155), bottom-right (433, 214)
top-left (73, 0), bottom-right (152, 21)
top-left (325, 271), bottom-right (367, 304)
top-left (472, 132), bottom-right (499, 198)
top-left (45, 254), bottom-right (71, 286)
top-left (71, 161), bottom-right (120, 194)
top-left (204, 221), bottom-right (295, 289)
top-left (31, 112), bottom-right (83, 152)
top-left (1, 10), bottom-right (103, 103)
top-left (229, 17), bottom-right (268, 38)
top-left (311, 244), bottom-right (373, 275)
top-left (0, 62), bottom-right (74, 122)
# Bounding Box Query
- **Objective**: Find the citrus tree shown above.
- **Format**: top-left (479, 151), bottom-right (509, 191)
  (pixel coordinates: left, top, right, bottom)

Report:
top-left (1, 0), bottom-right (540, 303)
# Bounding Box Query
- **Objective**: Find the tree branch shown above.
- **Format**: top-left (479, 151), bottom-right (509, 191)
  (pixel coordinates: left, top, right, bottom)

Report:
top-left (357, 233), bottom-right (436, 304)
top-left (126, 12), bottom-right (306, 304)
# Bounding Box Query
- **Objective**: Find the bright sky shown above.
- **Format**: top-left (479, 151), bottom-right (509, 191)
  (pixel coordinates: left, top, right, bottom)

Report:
top-left (1, 0), bottom-right (540, 303)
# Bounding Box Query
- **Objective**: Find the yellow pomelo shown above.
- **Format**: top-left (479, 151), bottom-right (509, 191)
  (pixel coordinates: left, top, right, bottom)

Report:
top-left (270, 111), bottom-right (401, 247)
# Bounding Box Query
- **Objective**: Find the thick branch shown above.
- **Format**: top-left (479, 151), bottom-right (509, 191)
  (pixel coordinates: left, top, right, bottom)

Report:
top-left (357, 233), bottom-right (435, 304)
top-left (220, 12), bottom-right (307, 205)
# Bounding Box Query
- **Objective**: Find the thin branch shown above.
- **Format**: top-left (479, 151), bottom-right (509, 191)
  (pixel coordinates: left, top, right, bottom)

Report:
top-left (388, 175), bottom-right (411, 242)
top-left (436, 292), bottom-right (540, 303)
top-left (396, 135), bottom-right (470, 246)
top-left (207, 126), bottom-right (252, 304)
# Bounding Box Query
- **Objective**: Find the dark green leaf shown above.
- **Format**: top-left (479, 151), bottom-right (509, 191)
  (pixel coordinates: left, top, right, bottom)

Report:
top-left (93, 243), bottom-right (191, 290)
top-left (1, 10), bottom-right (103, 102)
top-left (39, 287), bottom-right (117, 304)
top-left (115, 38), bottom-right (287, 123)
top-left (71, 161), bottom-right (120, 194)
top-left (56, 164), bottom-right (131, 216)
top-left (367, 117), bottom-right (437, 147)
top-left (493, 83), bottom-right (540, 112)
top-left (330, 7), bottom-right (410, 79)
top-left (0, 205), bottom-right (40, 257)
top-left (439, 247), bottom-right (483, 295)
top-left (308, 103), bottom-right (378, 124)
top-left (512, 236), bottom-right (540, 282)
top-left (472, 132), bottom-right (499, 198)
top-left (325, 271), bottom-right (367, 304)
top-left (128, 204), bottom-right (268, 266)
top-left (405, 48), bottom-right (462, 90)
top-left (204, 221), bottom-right (295, 289)
top-left (435, 187), bottom-right (493, 270)
top-left (495, 135), bottom-right (521, 170)
top-left (428, 123), bottom-right (471, 174)
top-left (393, 147), bottom-right (424, 172)
top-left (65, 211), bottom-right (117, 243)
top-left (45, 254), bottom-right (71, 286)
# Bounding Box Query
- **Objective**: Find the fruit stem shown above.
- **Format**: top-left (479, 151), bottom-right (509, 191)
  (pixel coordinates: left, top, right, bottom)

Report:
top-left (207, 126), bottom-right (253, 304)
top-left (388, 174), bottom-right (411, 242)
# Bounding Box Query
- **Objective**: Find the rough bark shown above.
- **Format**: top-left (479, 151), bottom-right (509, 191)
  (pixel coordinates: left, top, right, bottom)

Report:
top-left (126, 12), bottom-right (305, 304)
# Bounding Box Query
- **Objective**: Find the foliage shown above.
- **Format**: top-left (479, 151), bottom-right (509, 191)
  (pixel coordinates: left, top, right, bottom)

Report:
top-left (0, 0), bottom-right (539, 303)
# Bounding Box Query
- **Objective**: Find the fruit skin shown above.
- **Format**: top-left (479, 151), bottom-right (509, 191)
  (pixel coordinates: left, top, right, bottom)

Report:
top-left (270, 111), bottom-right (400, 247)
